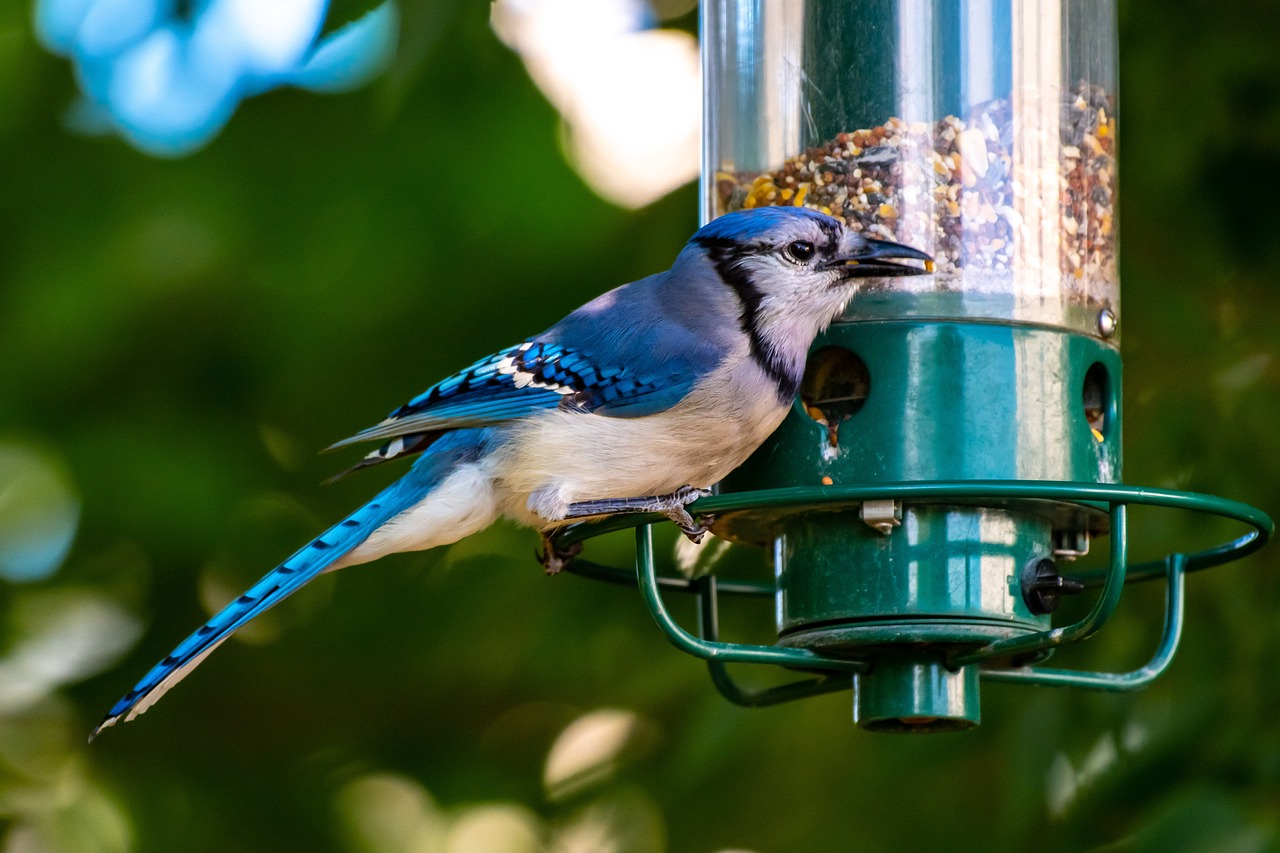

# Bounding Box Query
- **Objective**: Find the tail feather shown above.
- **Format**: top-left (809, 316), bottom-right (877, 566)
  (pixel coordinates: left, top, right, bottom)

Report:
top-left (92, 429), bottom-right (492, 740)
top-left (90, 490), bottom-right (412, 740)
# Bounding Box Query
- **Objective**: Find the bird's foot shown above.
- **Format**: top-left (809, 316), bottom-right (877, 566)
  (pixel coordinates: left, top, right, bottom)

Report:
top-left (537, 533), bottom-right (582, 575)
top-left (563, 485), bottom-right (714, 544)
top-left (653, 486), bottom-right (715, 544)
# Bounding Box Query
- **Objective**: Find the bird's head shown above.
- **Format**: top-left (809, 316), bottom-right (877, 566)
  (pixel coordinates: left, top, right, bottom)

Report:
top-left (687, 207), bottom-right (933, 348)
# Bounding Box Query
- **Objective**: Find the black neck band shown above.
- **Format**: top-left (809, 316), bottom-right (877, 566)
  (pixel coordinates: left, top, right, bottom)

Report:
top-left (693, 237), bottom-right (801, 402)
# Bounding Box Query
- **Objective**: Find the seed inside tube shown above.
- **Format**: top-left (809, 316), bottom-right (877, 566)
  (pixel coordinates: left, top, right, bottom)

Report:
top-left (716, 83), bottom-right (1116, 298)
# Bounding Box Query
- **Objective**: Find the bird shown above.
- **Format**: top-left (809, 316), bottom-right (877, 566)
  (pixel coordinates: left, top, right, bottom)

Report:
top-left (91, 206), bottom-right (932, 739)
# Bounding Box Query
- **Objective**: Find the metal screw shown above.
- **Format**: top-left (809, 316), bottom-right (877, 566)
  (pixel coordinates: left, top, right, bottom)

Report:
top-left (1098, 308), bottom-right (1117, 339)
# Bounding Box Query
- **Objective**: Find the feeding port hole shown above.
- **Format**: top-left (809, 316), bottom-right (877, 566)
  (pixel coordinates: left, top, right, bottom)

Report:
top-left (801, 346), bottom-right (870, 447)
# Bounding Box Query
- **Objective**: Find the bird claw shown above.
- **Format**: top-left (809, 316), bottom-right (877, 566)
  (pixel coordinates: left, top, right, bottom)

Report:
top-left (537, 535), bottom-right (582, 575)
top-left (670, 512), bottom-right (715, 544)
top-left (655, 486), bottom-right (714, 543)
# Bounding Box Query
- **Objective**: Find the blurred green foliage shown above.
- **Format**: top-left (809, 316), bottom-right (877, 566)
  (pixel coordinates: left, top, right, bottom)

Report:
top-left (1, 1), bottom-right (1279, 851)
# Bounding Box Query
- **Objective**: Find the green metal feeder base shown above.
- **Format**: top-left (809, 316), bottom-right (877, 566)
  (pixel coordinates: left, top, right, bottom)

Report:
top-left (560, 481), bottom-right (1271, 732)
top-left (855, 651), bottom-right (982, 732)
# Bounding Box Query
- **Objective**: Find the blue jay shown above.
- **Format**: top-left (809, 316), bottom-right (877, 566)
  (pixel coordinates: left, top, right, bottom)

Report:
top-left (92, 207), bottom-right (931, 738)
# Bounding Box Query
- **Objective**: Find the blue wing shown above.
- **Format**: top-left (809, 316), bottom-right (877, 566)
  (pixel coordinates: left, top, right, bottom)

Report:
top-left (328, 275), bottom-right (730, 472)
top-left (328, 339), bottom-right (705, 452)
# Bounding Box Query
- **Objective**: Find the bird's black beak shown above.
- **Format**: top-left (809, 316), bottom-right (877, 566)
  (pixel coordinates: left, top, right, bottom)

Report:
top-left (822, 238), bottom-right (935, 278)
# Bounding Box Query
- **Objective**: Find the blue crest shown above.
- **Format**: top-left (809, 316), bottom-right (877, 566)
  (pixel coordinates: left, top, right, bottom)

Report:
top-left (691, 207), bottom-right (840, 246)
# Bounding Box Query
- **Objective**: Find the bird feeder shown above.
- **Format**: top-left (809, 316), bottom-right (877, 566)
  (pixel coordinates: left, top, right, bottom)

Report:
top-left (561, 0), bottom-right (1271, 731)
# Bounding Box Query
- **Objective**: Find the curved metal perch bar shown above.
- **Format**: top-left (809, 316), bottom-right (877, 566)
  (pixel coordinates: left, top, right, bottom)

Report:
top-left (563, 480), bottom-right (1271, 698)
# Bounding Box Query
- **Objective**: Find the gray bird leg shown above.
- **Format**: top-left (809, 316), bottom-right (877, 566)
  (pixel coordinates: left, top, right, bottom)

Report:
top-left (536, 532), bottom-right (582, 575)
top-left (562, 485), bottom-right (715, 543)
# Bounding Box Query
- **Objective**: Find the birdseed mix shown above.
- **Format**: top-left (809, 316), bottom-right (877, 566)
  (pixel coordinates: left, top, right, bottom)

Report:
top-left (715, 84), bottom-right (1116, 298)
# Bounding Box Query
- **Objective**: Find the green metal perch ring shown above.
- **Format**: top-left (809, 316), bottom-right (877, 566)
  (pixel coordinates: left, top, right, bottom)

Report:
top-left (560, 480), bottom-right (1272, 706)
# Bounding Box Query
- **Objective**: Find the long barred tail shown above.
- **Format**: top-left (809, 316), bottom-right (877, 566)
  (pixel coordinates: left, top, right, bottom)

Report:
top-left (91, 429), bottom-right (492, 740)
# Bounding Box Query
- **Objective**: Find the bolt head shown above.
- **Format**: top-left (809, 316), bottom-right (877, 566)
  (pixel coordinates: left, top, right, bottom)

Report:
top-left (1098, 308), bottom-right (1118, 339)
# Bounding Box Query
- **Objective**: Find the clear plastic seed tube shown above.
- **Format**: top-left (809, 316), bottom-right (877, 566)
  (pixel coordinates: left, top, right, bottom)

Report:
top-left (703, 0), bottom-right (1119, 338)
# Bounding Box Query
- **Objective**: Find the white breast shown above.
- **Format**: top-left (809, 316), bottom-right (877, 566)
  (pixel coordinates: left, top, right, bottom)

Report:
top-left (491, 356), bottom-right (790, 527)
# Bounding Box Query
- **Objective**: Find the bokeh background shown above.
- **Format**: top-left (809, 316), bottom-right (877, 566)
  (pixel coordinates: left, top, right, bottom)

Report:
top-left (2, 0), bottom-right (1280, 851)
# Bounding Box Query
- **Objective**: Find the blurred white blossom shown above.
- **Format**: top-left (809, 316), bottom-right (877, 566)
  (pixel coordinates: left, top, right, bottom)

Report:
top-left (492, 0), bottom-right (700, 208)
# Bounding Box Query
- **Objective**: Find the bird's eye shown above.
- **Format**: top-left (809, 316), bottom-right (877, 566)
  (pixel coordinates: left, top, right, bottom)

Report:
top-left (785, 240), bottom-right (816, 263)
